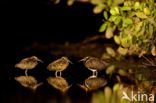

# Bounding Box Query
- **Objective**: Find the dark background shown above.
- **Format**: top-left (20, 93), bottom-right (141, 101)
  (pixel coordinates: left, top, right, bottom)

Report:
top-left (0, 0), bottom-right (103, 102)
top-left (1, 0), bottom-right (103, 61)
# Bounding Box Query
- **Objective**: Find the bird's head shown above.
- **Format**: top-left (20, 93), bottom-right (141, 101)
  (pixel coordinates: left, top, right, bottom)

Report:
top-left (31, 56), bottom-right (43, 63)
top-left (61, 56), bottom-right (72, 64)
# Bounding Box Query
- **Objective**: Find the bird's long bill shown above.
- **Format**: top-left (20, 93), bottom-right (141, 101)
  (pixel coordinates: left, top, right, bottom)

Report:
top-left (61, 84), bottom-right (72, 94)
top-left (15, 64), bottom-right (18, 68)
top-left (69, 60), bottom-right (73, 64)
top-left (37, 59), bottom-right (43, 63)
top-left (78, 58), bottom-right (86, 62)
top-left (68, 60), bottom-right (73, 64)
top-left (78, 84), bottom-right (89, 92)
top-left (68, 84), bottom-right (72, 89)
top-left (31, 82), bottom-right (43, 91)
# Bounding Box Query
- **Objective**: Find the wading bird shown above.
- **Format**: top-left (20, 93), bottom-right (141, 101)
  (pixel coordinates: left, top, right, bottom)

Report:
top-left (15, 56), bottom-right (43, 76)
top-left (78, 76), bottom-right (107, 92)
top-left (15, 76), bottom-right (43, 91)
top-left (80, 56), bottom-right (107, 77)
top-left (47, 76), bottom-right (71, 93)
top-left (47, 56), bottom-right (72, 77)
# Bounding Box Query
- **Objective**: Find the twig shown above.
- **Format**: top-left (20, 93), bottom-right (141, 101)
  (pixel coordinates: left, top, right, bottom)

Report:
top-left (142, 55), bottom-right (156, 66)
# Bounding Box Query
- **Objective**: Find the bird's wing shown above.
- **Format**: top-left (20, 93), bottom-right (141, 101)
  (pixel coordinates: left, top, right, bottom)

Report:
top-left (21, 58), bottom-right (29, 62)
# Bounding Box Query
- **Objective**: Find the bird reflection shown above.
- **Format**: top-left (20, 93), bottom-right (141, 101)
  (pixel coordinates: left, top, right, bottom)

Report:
top-left (15, 76), bottom-right (43, 91)
top-left (78, 76), bottom-right (107, 92)
top-left (80, 56), bottom-right (107, 77)
top-left (47, 56), bottom-right (72, 77)
top-left (15, 56), bottom-right (43, 76)
top-left (47, 76), bottom-right (71, 93)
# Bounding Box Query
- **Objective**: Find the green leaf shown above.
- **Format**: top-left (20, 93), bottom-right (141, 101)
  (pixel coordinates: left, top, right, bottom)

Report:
top-left (107, 0), bottom-right (112, 6)
top-left (114, 35), bottom-right (120, 45)
top-left (122, 18), bottom-right (133, 27)
top-left (93, 4), bottom-right (105, 14)
top-left (149, 23), bottom-right (153, 37)
top-left (99, 23), bottom-right (107, 32)
top-left (106, 65), bottom-right (115, 74)
top-left (147, 18), bottom-right (156, 27)
top-left (124, 18), bottom-right (133, 25)
top-left (118, 69), bottom-right (127, 76)
top-left (135, 22), bottom-right (143, 32)
top-left (138, 22), bottom-right (145, 35)
top-left (124, 1), bottom-right (132, 6)
top-left (143, 7), bottom-right (151, 15)
top-left (128, 11), bottom-right (136, 17)
top-left (101, 53), bottom-right (111, 59)
top-left (106, 47), bottom-right (116, 57)
top-left (136, 12), bottom-right (148, 19)
top-left (134, 2), bottom-right (140, 10)
top-left (114, 16), bottom-right (122, 25)
top-left (113, 83), bottom-right (120, 92)
top-left (121, 36), bottom-right (132, 48)
top-left (121, 6), bottom-right (131, 11)
top-left (114, 0), bottom-right (124, 5)
top-left (104, 87), bottom-right (112, 103)
top-left (109, 15), bottom-right (117, 22)
top-left (110, 7), bottom-right (120, 15)
top-left (117, 46), bottom-right (128, 55)
top-left (103, 11), bottom-right (108, 20)
top-left (90, 0), bottom-right (103, 5)
top-left (105, 27), bottom-right (114, 39)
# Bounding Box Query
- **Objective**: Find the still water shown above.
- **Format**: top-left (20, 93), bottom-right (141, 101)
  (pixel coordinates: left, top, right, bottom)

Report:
top-left (1, 51), bottom-right (156, 103)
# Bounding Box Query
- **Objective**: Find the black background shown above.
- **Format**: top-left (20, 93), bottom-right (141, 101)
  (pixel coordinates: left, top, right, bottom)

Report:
top-left (1, 0), bottom-right (103, 62)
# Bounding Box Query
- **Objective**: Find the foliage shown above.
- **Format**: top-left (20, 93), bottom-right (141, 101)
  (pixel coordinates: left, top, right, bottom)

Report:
top-left (98, 0), bottom-right (156, 56)
top-left (51, 0), bottom-right (156, 57)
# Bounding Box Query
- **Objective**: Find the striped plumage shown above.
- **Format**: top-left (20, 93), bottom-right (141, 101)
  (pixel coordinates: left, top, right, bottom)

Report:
top-left (15, 56), bottom-right (43, 76)
top-left (15, 76), bottom-right (43, 91)
top-left (80, 56), bottom-right (107, 77)
top-left (47, 76), bottom-right (71, 93)
top-left (79, 76), bottom-right (107, 92)
top-left (47, 56), bottom-right (72, 77)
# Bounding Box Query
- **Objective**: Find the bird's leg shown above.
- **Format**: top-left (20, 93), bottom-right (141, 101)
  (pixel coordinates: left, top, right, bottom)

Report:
top-left (25, 69), bottom-right (28, 76)
top-left (59, 71), bottom-right (62, 77)
top-left (55, 71), bottom-right (62, 77)
top-left (55, 71), bottom-right (58, 77)
top-left (92, 70), bottom-right (98, 77)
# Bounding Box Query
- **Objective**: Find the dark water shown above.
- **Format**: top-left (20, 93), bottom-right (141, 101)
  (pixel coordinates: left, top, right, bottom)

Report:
top-left (1, 54), bottom-right (111, 103)
top-left (0, 53), bottom-right (154, 103)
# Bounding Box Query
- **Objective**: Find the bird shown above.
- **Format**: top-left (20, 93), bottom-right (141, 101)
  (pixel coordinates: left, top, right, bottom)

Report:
top-left (79, 56), bottom-right (107, 77)
top-left (47, 76), bottom-right (71, 93)
top-left (78, 76), bottom-right (107, 92)
top-left (84, 76), bottom-right (107, 90)
top-left (15, 56), bottom-right (43, 76)
top-left (15, 76), bottom-right (43, 91)
top-left (47, 56), bottom-right (72, 77)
